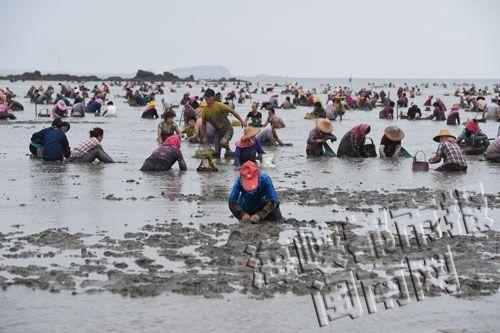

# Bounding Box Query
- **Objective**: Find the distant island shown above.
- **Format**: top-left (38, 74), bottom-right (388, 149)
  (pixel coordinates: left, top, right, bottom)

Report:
top-left (170, 65), bottom-right (232, 80)
top-left (0, 68), bottom-right (248, 83)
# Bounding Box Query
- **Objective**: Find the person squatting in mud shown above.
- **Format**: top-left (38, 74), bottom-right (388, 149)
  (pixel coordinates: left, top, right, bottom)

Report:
top-left (234, 126), bottom-right (266, 166)
top-left (68, 127), bottom-right (114, 163)
top-left (429, 129), bottom-right (468, 172)
top-left (141, 134), bottom-right (187, 171)
top-left (228, 161), bottom-right (282, 223)
top-left (306, 118), bottom-right (337, 157)
top-left (29, 118), bottom-right (71, 161)
top-left (201, 88), bottom-right (246, 158)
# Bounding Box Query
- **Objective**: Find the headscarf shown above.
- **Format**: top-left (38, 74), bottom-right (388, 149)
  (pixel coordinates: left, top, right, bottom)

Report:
top-left (465, 119), bottom-right (479, 134)
top-left (448, 106), bottom-right (459, 116)
top-left (163, 134), bottom-right (181, 148)
top-left (350, 124), bottom-right (370, 139)
top-left (235, 137), bottom-right (256, 149)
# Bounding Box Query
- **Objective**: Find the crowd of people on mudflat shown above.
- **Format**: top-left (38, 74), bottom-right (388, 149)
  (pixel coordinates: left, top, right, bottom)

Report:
top-left (1, 80), bottom-right (499, 222)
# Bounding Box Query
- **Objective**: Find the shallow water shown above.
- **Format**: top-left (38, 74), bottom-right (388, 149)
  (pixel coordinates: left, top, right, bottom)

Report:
top-left (1, 79), bottom-right (499, 331)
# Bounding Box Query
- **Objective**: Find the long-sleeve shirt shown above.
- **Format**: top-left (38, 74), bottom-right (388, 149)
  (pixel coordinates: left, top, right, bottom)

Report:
top-left (306, 128), bottom-right (337, 156)
top-left (456, 129), bottom-right (487, 144)
top-left (337, 132), bottom-right (366, 157)
top-left (70, 137), bottom-right (100, 158)
top-left (485, 137), bottom-right (500, 158)
top-left (436, 140), bottom-right (467, 166)
top-left (149, 145), bottom-right (186, 170)
top-left (228, 173), bottom-right (279, 215)
top-left (234, 140), bottom-right (265, 166)
top-left (32, 127), bottom-right (70, 161)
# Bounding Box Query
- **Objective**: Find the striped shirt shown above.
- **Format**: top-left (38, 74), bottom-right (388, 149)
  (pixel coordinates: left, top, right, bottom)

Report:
top-left (436, 140), bottom-right (467, 166)
top-left (71, 137), bottom-right (100, 158)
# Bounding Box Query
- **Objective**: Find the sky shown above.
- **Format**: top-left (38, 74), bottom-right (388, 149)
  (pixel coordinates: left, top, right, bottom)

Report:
top-left (3, 0), bottom-right (500, 78)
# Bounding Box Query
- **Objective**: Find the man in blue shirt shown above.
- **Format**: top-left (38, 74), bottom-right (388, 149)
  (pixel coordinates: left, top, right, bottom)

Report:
top-left (228, 161), bottom-right (282, 222)
top-left (31, 118), bottom-right (71, 161)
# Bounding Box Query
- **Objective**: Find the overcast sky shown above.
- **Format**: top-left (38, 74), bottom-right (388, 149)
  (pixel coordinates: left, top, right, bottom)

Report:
top-left (3, 0), bottom-right (500, 78)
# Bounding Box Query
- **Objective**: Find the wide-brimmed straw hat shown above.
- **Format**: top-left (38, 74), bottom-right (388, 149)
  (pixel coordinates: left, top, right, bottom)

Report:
top-left (384, 126), bottom-right (404, 141)
top-left (240, 126), bottom-right (260, 141)
top-left (433, 129), bottom-right (456, 142)
top-left (316, 118), bottom-right (333, 134)
top-left (451, 103), bottom-right (460, 109)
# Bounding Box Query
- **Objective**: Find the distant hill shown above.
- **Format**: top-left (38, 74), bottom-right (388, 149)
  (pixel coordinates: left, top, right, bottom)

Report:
top-left (170, 65), bottom-right (232, 79)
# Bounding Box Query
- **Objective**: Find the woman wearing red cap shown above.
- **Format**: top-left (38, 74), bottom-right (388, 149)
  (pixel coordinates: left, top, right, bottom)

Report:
top-left (228, 161), bottom-right (281, 222)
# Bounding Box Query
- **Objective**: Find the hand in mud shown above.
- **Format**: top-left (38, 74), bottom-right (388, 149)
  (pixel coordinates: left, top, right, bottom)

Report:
top-left (241, 213), bottom-right (251, 223)
top-left (250, 214), bottom-right (260, 223)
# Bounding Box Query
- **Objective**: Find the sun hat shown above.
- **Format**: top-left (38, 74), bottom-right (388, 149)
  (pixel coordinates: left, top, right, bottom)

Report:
top-left (451, 103), bottom-right (460, 109)
top-left (240, 161), bottom-right (259, 191)
top-left (240, 126), bottom-right (261, 141)
top-left (384, 126), bottom-right (405, 141)
top-left (56, 100), bottom-right (67, 111)
top-left (316, 118), bottom-right (333, 134)
top-left (433, 129), bottom-right (456, 142)
top-left (148, 101), bottom-right (156, 108)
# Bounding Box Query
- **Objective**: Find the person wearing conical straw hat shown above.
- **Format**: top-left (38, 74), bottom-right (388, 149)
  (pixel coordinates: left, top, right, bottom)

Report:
top-left (379, 126), bottom-right (404, 158)
top-left (234, 126), bottom-right (266, 167)
top-left (306, 118), bottom-right (337, 157)
top-left (429, 130), bottom-right (467, 172)
top-left (447, 103), bottom-right (461, 125)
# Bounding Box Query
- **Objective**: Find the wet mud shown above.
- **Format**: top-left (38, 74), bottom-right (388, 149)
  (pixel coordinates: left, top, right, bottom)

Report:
top-left (1, 216), bottom-right (498, 300)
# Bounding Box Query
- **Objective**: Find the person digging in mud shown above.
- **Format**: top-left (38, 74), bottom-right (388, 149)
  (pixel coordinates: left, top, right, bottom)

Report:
top-left (0, 100), bottom-right (16, 120)
top-left (228, 161), bottom-right (282, 222)
top-left (68, 127), bottom-right (114, 163)
top-left (29, 118), bottom-right (71, 161)
top-left (201, 88), bottom-right (246, 159)
top-left (456, 119), bottom-right (489, 155)
top-left (181, 116), bottom-right (199, 143)
top-left (142, 101), bottom-right (160, 119)
top-left (379, 126), bottom-right (405, 158)
top-left (306, 118), bottom-right (337, 157)
top-left (262, 105), bottom-right (285, 128)
top-left (256, 117), bottom-right (284, 147)
top-left (447, 103), bottom-right (461, 125)
top-left (429, 129), bottom-right (467, 172)
top-left (407, 102), bottom-right (422, 120)
top-left (234, 126), bottom-right (266, 166)
top-left (140, 134), bottom-right (187, 171)
top-left (484, 131), bottom-right (500, 162)
top-left (337, 123), bottom-right (371, 157)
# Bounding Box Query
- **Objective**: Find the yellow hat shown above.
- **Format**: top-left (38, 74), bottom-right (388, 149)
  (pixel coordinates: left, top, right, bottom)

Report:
top-left (433, 129), bottom-right (456, 142)
top-left (148, 101), bottom-right (155, 107)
